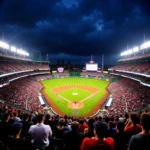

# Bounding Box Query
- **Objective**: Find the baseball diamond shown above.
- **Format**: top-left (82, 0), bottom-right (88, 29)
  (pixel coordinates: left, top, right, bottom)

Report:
top-left (41, 77), bottom-right (110, 116)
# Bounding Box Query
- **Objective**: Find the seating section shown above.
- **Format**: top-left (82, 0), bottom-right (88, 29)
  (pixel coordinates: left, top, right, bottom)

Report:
top-left (0, 71), bottom-right (50, 85)
top-left (0, 61), bottom-right (49, 75)
top-left (0, 102), bottom-right (150, 150)
top-left (0, 77), bottom-right (43, 112)
top-left (80, 72), bottom-right (105, 77)
top-left (35, 74), bottom-right (52, 80)
top-left (54, 72), bottom-right (70, 77)
top-left (108, 78), bottom-right (150, 115)
top-left (111, 72), bottom-right (150, 84)
top-left (110, 62), bottom-right (150, 74)
top-left (0, 52), bottom-right (32, 61)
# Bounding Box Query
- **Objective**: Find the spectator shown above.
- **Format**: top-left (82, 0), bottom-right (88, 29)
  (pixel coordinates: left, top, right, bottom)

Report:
top-left (44, 114), bottom-right (51, 127)
top-left (9, 112), bottom-right (15, 126)
top-left (7, 122), bottom-right (32, 150)
top-left (21, 113), bottom-right (31, 138)
top-left (12, 111), bottom-right (21, 122)
top-left (55, 118), bottom-right (68, 139)
top-left (28, 114), bottom-right (34, 126)
top-left (84, 117), bottom-right (95, 137)
top-left (107, 121), bottom-right (117, 137)
top-left (28, 114), bottom-right (52, 148)
top-left (112, 121), bottom-right (128, 150)
top-left (64, 121), bottom-right (84, 150)
top-left (78, 119), bottom-right (88, 132)
top-left (124, 113), bottom-right (129, 125)
top-left (128, 113), bottom-right (150, 150)
top-left (81, 122), bottom-right (114, 150)
top-left (119, 114), bottom-right (124, 122)
top-left (0, 113), bottom-right (11, 145)
top-left (125, 113), bottom-right (141, 135)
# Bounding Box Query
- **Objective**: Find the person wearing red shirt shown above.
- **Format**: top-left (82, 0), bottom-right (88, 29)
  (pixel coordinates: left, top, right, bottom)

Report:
top-left (125, 113), bottom-right (142, 134)
top-left (81, 122), bottom-right (114, 150)
top-left (78, 119), bottom-right (88, 133)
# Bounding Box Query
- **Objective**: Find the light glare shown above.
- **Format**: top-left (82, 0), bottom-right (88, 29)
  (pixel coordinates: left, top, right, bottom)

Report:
top-left (133, 47), bottom-right (139, 52)
top-left (11, 46), bottom-right (17, 52)
top-left (140, 41), bottom-right (150, 50)
top-left (0, 41), bottom-right (10, 49)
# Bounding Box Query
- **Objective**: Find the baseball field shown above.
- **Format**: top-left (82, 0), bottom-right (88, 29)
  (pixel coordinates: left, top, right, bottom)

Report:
top-left (41, 77), bottom-right (110, 116)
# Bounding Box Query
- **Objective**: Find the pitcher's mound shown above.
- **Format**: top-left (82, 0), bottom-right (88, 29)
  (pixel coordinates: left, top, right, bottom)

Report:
top-left (68, 102), bottom-right (83, 109)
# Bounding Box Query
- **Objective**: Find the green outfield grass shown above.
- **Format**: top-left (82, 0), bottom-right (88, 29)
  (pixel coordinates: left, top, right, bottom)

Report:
top-left (41, 77), bottom-right (110, 116)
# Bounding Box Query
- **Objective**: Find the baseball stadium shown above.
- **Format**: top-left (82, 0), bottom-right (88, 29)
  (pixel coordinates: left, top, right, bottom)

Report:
top-left (1, 1), bottom-right (150, 150)
top-left (0, 44), bottom-right (150, 118)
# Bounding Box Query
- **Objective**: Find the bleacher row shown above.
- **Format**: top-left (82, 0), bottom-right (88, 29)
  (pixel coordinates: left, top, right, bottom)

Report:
top-left (0, 76), bottom-right (49, 112)
top-left (110, 62), bottom-right (150, 74)
top-left (0, 61), bottom-right (49, 75)
top-left (108, 78), bottom-right (150, 115)
top-left (0, 52), bottom-right (32, 61)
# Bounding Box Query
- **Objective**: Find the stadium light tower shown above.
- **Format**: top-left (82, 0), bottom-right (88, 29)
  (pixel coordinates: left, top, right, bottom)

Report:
top-left (0, 41), bottom-right (10, 49)
top-left (140, 41), bottom-right (150, 50)
top-left (11, 46), bottom-right (17, 52)
top-left (133, 46), bottom-right (139, 52)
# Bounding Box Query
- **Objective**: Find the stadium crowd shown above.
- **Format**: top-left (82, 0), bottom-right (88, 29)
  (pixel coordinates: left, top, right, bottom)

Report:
top-left (0, 52), bottom-right (32, 62)
top-left (0, 61), bottom-right (49, 75)
top-left (108, 78), bottom-right (150, 115)
top-left (54, 72), bottom-right (70, 77)
top-left (110, 62), bottom-right (150, 74)
top-left (0, 71), bottom-right (50, 85)
top-left (0, 77), bottom-right (44, 112)
top-left (111, 72), bottom-right (150, 84)
top-left (80, 72), bottom-right (105, 77)
top-left (0, 104), bottom-right (150, 150)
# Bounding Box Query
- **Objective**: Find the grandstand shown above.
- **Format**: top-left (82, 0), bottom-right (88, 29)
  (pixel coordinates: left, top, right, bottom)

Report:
top-left (0, 40), bottom-right (51, 113)
top-left (0, 39), bottom-right (150, 150)
top-left (0, 39), bottom-right (150, 116)
top-left (106, 40), bottom-right (150, 115)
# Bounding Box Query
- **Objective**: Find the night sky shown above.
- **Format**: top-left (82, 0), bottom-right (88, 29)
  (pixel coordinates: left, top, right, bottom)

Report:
top-left (0, 0), bottom-right (150, 65)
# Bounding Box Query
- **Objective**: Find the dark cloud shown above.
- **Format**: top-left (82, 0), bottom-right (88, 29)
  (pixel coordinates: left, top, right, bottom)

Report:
top-left (0, 0), bottom-right (150, 64)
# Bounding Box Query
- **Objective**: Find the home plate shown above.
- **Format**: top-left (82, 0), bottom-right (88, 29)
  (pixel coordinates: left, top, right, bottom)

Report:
top-left (72, 92), bottom-right (78, 95)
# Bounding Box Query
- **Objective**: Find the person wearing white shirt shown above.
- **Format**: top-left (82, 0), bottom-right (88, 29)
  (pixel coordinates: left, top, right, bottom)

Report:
top-left (29, 114), bottom-right (52, 148)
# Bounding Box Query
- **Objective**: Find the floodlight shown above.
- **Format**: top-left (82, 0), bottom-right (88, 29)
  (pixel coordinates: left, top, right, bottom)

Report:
top-left (133, 47), bottom-right (139, 52)
top-left (26, 53), bottom-right (29, 56)
top-left (0, 41), bottom-right (10, 49)
top-left (11, 46), bottom-right (17, 52)
top-left (127, 49), bottom-right (133, 54)
top-left (140, 41), bottom-right (150, 50)
top-left (120, 52), bottom-right (124, 56)
top-left (17, 49), bottom-right (23, 54)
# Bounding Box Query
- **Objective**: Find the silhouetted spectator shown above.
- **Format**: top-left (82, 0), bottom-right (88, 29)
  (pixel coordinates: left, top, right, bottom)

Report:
top-left (129, 113), bottom-right (150, 150)
top-left (78, 119), bottom-right (88, 133)
top-left (84, 117), bottom-right (95, 137)
top-left (112, 121), bottom-right (128, 150)
top-left (0, 113), bottom-right (11, 145)
top-left (55, 118), bottom-right (69, 139)
top-left (125, 113), bottom-right (142, 140)
top-left (64, 121), bottom-right (84, 150)
top-left (21, 113), bottom-right (31, 138)
top-left (7, 122), bottom-right (32, 150)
